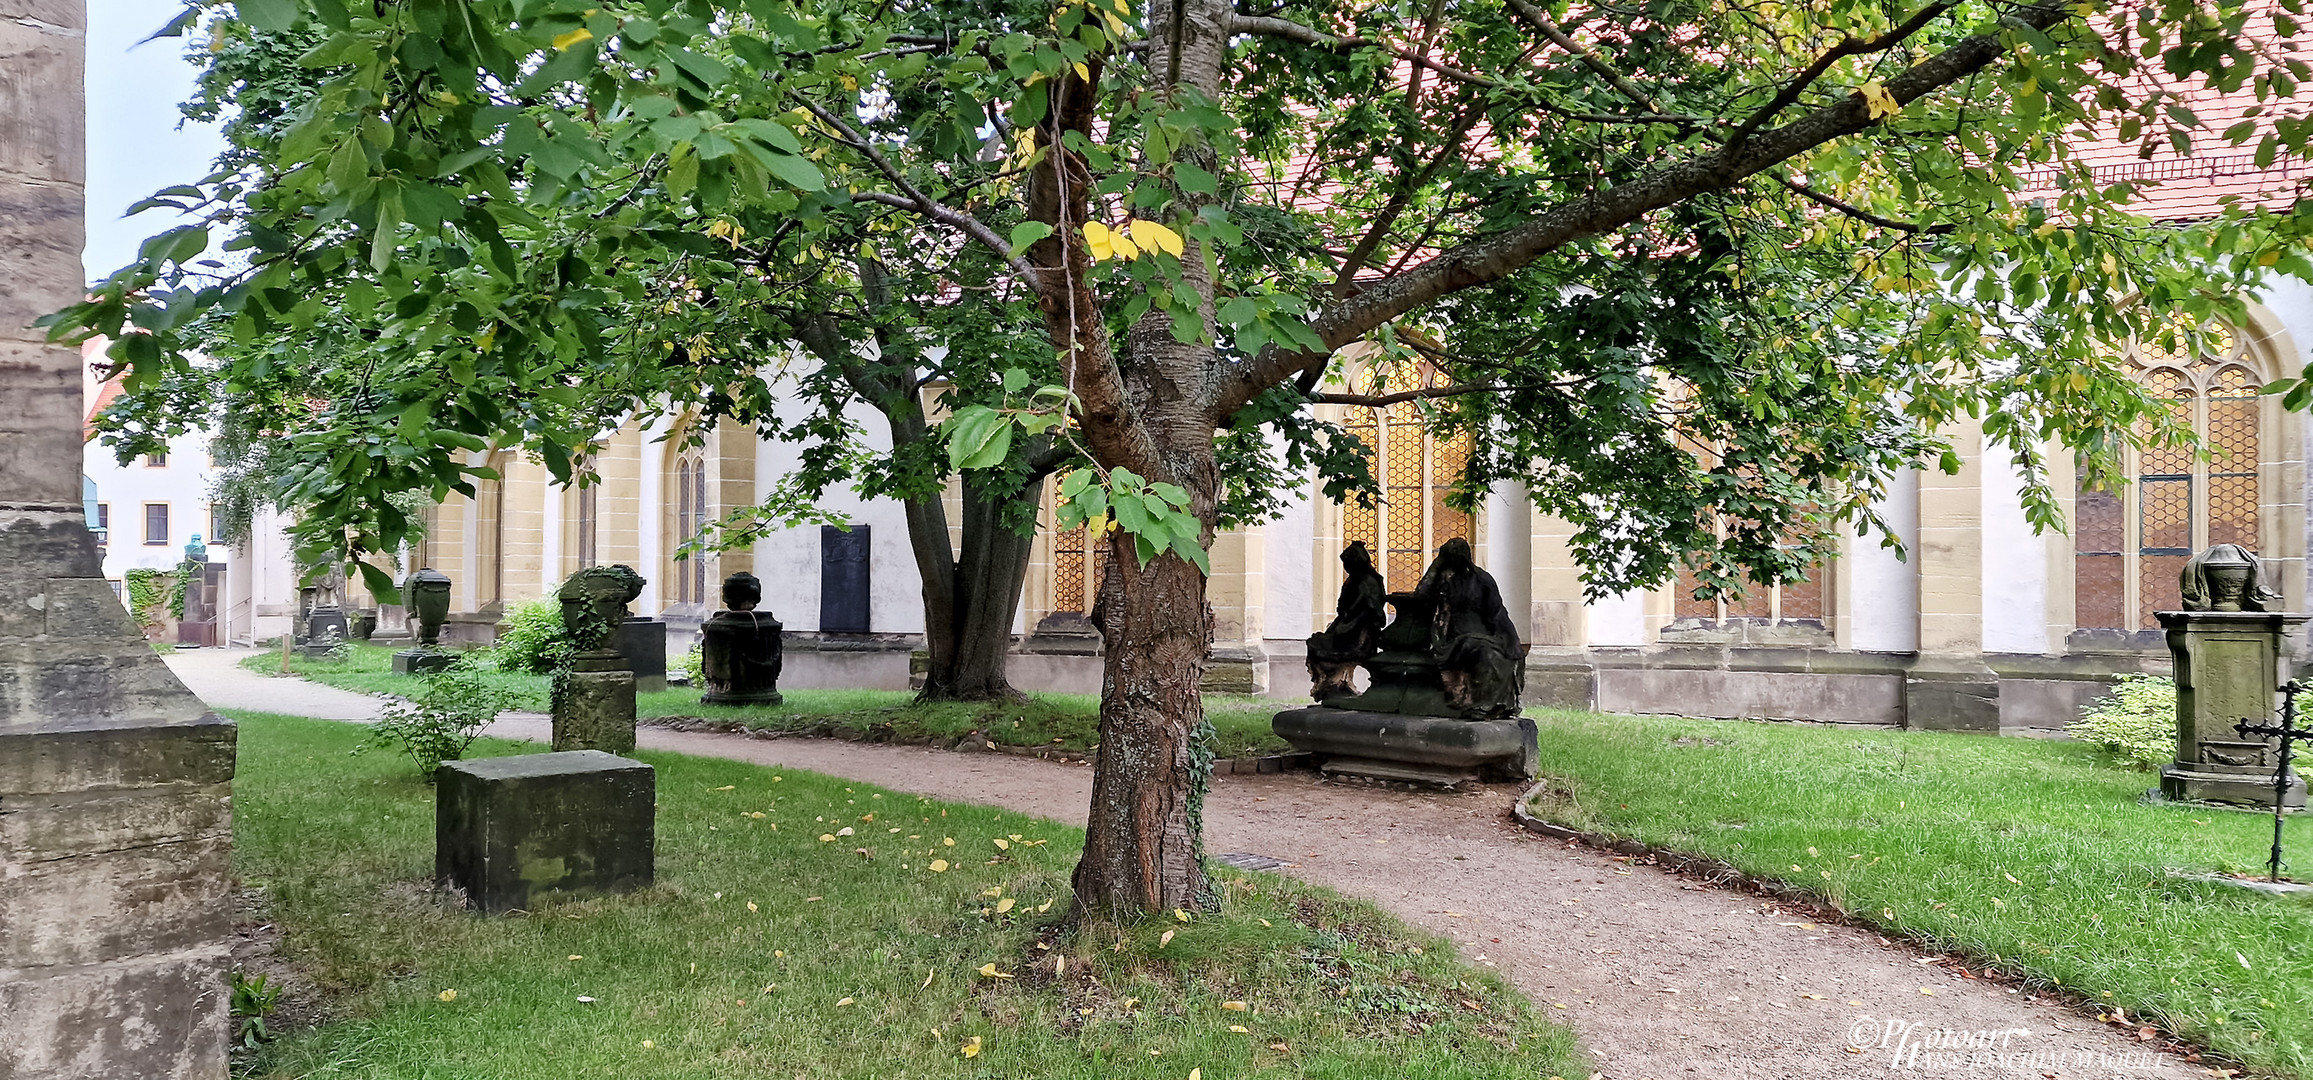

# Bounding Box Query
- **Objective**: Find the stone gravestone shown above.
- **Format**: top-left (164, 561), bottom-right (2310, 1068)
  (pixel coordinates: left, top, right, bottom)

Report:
top-left (552, 565), bottom-right (646, 754)
top-left (0, 7), bottom-right (238, 1074)
top-left (701, 571), bottom-right (784, 705)
top-left (392, 567), bottom-right (456, 674)
top-left (820, 524), bottom-right (871, 633)
top-left (436, 750), bottom-right (655, 912)
top-left (302, 563), bottom-right (350, 658)
top-left (1274, 539), bottom-right (1536, 786)
top-left (2159, 544), bottom-right (2309, 807)
top-left (611, 615), bottom-right (668, 693)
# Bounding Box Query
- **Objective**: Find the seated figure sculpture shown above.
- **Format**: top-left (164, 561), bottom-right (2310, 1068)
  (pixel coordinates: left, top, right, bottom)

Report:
top-left (701, 572), bottom-right (785, 705)
top-left (1415, 537), bottom-right (1525, 719)
top-left (1306, 542), bottom-right (1387, 702)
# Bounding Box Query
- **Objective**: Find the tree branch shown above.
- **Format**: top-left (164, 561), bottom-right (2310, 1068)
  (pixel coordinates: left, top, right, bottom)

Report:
top-left (1725, 1), bottom-right (1958, 147)
top-left (1227, 14), bottom-right (1502, 89)
top-left (1500, 0), bottom-right (1665, 116)
top-left (801, 100), bottom-right (1036, 283)
top-left (1311, 380), bottom-right (1579, 406)
top-left (1211, 1), bottom-right (2067, 416)
top-left (1772, 173), bottom-right (1954, 233)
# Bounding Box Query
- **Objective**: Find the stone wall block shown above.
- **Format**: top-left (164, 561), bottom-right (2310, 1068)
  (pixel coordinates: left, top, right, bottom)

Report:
top-left (0, 182), bottom-right (82, 343)
top-left (0, 720), bottom-right (235, 796)
top-left (0, 830), bottom-right (231, 969)
top-left (0, 945), bottom-right (233, 1080)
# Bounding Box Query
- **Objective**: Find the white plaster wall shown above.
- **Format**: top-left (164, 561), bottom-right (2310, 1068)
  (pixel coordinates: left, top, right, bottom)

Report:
top-left (1586, 590), bottom-right (1650, 647)
top-left (749, 389), bottom-right (925, 634)
top-left (1848, 467), bottom-right (1921, 653)
top-left (1484, 487), bottom-right (1532, 641)
top-left (1980, 447), bottom-right (2051, 654)
top-left (1262, 471), bottom-right (1315, 643)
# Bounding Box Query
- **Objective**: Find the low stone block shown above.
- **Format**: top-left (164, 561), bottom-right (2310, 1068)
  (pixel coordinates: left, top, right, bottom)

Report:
top-left (392, 648), bottom-right (454, 676)
top-left (1272, 706), bottom-right (1536, 783)
top-left (553, 662), bottom-right (637, 754)
top-left (612, 617), bottom-right (668, 693)
top-left (435, 751), bottom-right (655, 913)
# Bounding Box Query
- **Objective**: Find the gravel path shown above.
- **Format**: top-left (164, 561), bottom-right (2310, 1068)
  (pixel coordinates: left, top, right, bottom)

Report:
top-left (168, 648), bottom-right (2203, 1080)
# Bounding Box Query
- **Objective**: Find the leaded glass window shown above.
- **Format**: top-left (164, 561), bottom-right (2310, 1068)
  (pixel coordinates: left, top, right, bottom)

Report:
top-left (2076, 327), bottom-right (2266, 630)
top-left (1339, 396), bottom-right (1474, 593)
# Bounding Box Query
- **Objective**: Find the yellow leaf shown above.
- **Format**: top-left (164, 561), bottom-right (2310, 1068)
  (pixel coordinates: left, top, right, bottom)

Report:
top-left (1859, 81), bottom-right (1900, 120)
top-left (747, 901), bottom-right (758, 912)
top-left (837, 996), bottom-right (855, 1007)
top-left (641, 1039), bottom-right (655, 1049)
top-left (2003, 871), bottom-right (2022, 884)
top-left (1190, 1070), bottom-right (1202, 1080)
top-left (1174, 908), bottom-right (1190, 922)
top-left (1222, 1000), bottom-right (1249, 1011)
top-left (1118, 996), bottom-right (1139, 1010)
top-left (1229, 1024), bottom-right (1248, 1033)
top-left (437, 989), bottom-right (458, 1002)
top-left (1072, 61), bottom-right (1091, 83)
top-left (552, 27), bottom-right (594, 50)
top-left (819, 833), bottom-right (836, 842)
top-left (943, 837), bottom-right (956, 847)
top-left (1038, 899), bottom-right (1054, 913)
top-left (982, 887), bottom-right (1004, 898)
top-left (922, 969), bottom-right (936, 989)
top-left (1083, 221), bottom-right (1115, 262)
top-left (2261, 249), bottom-right (2282, 267)
top-left (567, 955), bottom-right (583, 961)
top-left (1258, 918), bottom-right (1271, 927)
top-left (996, 897), bottom-right (1017, 913)
top-left (1159, 929), bottom-right (1175, 948)
top-left (993, 838), bottom-right (1011, 850)
top-left (978, 963), bottom-right (1013, 979)
top-left (1131, 219), bottom-right (1186, 258)
top-left (930, 859), bottom-right (950, 872)
top-left (713, 784), bottom-right (735, 791)
top-left (961, 1036), bottom-right (982, 1058)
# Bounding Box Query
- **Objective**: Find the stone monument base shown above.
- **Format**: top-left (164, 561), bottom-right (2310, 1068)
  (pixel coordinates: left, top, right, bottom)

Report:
top-left (554, 654), bottom-right (637, 754)
top-left (392, 648), bottom-right (454, 675)
top-left (2160, 762), bottom-right (2307, 808)
top-left (702, 686), bottom-right (783, 706)
top-left (1273, 706), bottom-right (1536, 786)
top-left (436, 750), bottom-right (654, 912)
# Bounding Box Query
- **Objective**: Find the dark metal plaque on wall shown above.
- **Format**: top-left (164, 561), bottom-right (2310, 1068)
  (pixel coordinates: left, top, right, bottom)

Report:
top-left (820, 525), bottom-right (872, 633)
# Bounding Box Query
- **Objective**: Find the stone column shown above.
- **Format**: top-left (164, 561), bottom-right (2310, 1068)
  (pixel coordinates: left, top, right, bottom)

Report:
top-left (1203, 526), bottom-right (1268, 694)
top-left (1906, 421), bottom-right (2001, 731)
top-left (0, 4), bottom-right (236, 1076)
top-left (1524, 506), bottom-right (1597, 709)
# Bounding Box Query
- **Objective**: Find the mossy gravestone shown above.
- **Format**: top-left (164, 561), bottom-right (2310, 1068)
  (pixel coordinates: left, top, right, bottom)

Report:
top-left (436, 751), bottom-right (654, 912)
top-left (2159, 544), bottom-right (2309, 807)
top-left (552, 565), bottom-right (645, 754)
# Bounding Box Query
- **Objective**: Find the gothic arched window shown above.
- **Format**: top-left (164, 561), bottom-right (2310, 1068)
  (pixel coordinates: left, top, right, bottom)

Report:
top-left (666, 446), bottom-right (709, 606)
top-left (1340, 391), bottom-right (1474, 593)
top-left (2076, 327), bottom-right (2266, 630)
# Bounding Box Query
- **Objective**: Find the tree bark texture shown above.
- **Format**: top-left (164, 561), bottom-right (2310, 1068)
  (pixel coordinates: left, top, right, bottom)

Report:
top-left (918, 472), bottom-right (1034, 701)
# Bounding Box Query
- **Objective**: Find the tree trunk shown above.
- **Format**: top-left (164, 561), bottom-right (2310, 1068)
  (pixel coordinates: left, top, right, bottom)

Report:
top-left (1071, 529), bottom-right (1215, 915)
top-left (917, 472), bottom-right (1033, 701)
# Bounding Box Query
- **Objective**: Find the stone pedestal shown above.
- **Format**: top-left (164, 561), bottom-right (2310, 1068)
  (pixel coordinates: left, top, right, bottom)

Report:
top-left (435, 750), bottom-right (655, 912)
top-left (701, 609), bottom-right (784, 705)
top-left (553, 652), bottom-right (637, 753)
top-left (1273, 707), bottom-right (1536, 785)
top-left (2158, 610), bottom-right (2310, 807)
top-left (392, 648), bottom-right (454, 675)
top-left (1903, 659), bottom-right (2002, 732)
top-left (611, 616), bottom-right (667, 694)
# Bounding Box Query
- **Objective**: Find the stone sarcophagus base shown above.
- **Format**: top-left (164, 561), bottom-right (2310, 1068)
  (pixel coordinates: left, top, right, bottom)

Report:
top-left (553, 653), bottom-right (637, 754)
top-left (2158, 610), bottom-right (2309, 808)
top-left (392, 647), bottom-right (454, 675)
top-left (435, 751), bottom-right (655, 913)
top-left (1273, 706), bottom-right (1536, 786)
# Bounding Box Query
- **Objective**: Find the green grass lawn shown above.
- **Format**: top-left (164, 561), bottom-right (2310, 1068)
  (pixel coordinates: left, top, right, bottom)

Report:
top-left (245, 643), bottom-right (1292, 757)
top-left (228, 711), bottom-right (1583, 1079)
top-left (1523, 710), bottom-right (2313, 1075)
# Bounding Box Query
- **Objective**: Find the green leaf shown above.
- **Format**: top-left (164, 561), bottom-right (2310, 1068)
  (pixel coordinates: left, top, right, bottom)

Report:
top-left (1173, 162), bottom-right (1217, 197)
top-left (1001, 367), bottom-right (1030, 393)
top-left (755, 150), bottom-right (824, 192)
top-left (945, 405), bottom-right (1013, 470)
top-left (1008, 221), bottom-right (1054, 257)
top-left (238, 0), bottom-right (300, 32)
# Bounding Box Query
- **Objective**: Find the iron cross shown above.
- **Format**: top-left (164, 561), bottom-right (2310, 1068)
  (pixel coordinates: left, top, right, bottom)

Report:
top-left (2236, 678), bottom-right (2312, 883)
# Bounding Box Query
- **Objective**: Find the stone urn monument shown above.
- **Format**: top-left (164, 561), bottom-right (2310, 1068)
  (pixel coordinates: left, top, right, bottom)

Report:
top-left (302, 562), bottom-right (350, 658)
top-left (1274, 538), bottom-right (1536, 786)
top-left (2158, 544), bottom-right (2308, 807)
top-left (392, 567), bottom-right (456, 674)
top-left (701, 572), bottom-right (785, 706)
top-left (553, 564), bottom-right (647, 754)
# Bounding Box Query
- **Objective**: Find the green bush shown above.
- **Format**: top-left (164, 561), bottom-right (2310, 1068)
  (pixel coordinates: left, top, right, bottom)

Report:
top-left (357, 660), bottom-right (517, 780)
top-left (489, 597), bottom-right (570, 674)
top-left (2069, 673), bottom-right (2178, 770)
top-left (672, 641), bottom-right (704, 686)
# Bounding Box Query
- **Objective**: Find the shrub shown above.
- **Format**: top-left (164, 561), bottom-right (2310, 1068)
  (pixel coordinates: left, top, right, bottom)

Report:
top-left (2069, 674), bottom-right (2178, 770)
top-left (358, 660), bottom-right (517, 780)
top-left (490, 597), bottom-right (571, 674)
top-left (672, 642), bottom-right (704, 687)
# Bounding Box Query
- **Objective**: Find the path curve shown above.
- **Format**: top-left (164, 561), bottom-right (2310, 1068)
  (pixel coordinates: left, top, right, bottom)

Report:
top-left (167, 648), bottom-right (2199, 1080)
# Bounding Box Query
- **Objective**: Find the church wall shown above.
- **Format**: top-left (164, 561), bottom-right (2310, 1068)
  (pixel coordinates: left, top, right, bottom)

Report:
top-left (1981, 447), bottom-right (2052, 655)
top-left (1845, 468), bottom-right (1919, 654)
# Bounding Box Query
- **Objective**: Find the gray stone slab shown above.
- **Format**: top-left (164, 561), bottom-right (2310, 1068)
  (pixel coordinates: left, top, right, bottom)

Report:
top-left (1272, 706), bottom-right (1535, 782)
top-left (436, 751), bottom-right (655, 913)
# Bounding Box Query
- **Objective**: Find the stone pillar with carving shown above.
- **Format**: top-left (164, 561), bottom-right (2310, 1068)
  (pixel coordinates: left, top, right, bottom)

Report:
top-left (2158, 544), bottom-right (2309, 807)
top-left (552, 565), bottom-right (645, 754)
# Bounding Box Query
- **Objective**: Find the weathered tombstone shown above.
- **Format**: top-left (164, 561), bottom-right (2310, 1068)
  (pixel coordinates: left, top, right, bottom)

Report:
top-left (611, 615), bottom-right (668, 693)
top-left (302, 563), bottom-right (349, 658)
top-left (2159, 544), bottom-right (2309, 807)
top-left (701, 571), bottom-right (784, 705)
top-left (0, 7), bottom-right (237, 1073)
top-left (435, 750), bottom-right (655, 912)
top-left (820, 524), bottom-right (872, 633)
top-left (392, 567), bottom-right (456, 675)
top-left (1275, 538), bottom-right (1536, 786)
top-left (552, 565), bottom-right (645, 753)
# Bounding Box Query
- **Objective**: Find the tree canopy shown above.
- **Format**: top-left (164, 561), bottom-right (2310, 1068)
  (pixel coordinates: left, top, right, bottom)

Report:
top-left (53, 0), bottom-right (2313, 912)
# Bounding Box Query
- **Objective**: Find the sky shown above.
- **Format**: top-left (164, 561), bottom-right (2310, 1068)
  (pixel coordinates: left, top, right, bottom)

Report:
top-left (84, 0), bottom-right (228, 281)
